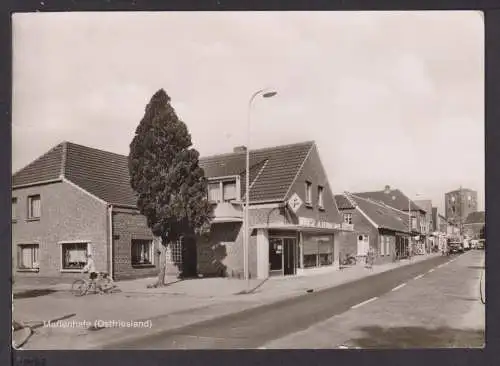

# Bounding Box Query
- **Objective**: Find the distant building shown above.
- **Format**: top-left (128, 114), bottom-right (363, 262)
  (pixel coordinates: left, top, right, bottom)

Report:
top-left (414, 199), bottom-right (433, 253)
top-left (335, 193), bottom-right (412, 262)
top-left (463, 211), bottom-right (485, 239)
top-left (445, 188), bottom-right (478, 231)
top-left (352, 185), bottom-right (429, 254)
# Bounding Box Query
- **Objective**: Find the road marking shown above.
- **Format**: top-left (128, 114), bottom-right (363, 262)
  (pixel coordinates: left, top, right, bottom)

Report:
top-left (351, 297), bottom-right (378, 309)
top-left (391, 283), bottom-right (407, 292)
top-left (428, 269), bottom-right (435, 273)
top-left (414, 274), bottom-right (424, 280)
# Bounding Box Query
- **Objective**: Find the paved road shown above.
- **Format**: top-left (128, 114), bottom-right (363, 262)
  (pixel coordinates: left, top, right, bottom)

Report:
top-left (264, 250), bottom-right (485, 349)
top-left (103, 254), bottom-right (458, 349)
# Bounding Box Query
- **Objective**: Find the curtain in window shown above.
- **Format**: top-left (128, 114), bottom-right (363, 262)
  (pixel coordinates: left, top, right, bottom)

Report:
top-left (68, 247), bottom-right (86, 263)
top-left (223, 182), bottom-right (236, 201)
top-left (21, 247), bottom-right (33, 268)
top-left (208, 183), bottom-right (221, 202)
top-left (380, 236), bottom-right (385, 255)
top-left (30, 197), bottom-right (41, 218)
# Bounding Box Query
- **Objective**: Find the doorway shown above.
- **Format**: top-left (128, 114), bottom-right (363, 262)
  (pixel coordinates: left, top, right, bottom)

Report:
top-left (269, 237), bottom-right (297, 276)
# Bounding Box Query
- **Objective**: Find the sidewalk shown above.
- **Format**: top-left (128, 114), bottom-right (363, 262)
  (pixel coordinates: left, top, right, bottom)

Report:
top-left (13, 253), bottom-right (441, 349)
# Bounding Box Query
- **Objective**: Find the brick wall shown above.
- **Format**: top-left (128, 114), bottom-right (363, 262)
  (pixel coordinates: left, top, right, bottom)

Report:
top-left (196, 206), bottom-right (288, 278)
top-left (112, 208), bottom-right (160, 281)
top-left (287, 144), bottom-right (342, 224)
top-left (12, 181), bottom-right (108, 281)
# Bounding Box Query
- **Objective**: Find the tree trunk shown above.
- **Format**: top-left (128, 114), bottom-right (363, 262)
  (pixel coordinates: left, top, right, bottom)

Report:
top-left (156, 240), bottom-right (168, 287)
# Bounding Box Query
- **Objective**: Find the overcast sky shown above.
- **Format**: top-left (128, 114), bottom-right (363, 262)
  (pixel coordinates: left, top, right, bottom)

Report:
top-left (12, 11), bottom-right (484, 213)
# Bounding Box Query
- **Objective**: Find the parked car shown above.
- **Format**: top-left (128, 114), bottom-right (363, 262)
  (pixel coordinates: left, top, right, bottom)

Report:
top-left (477, 239), bottom-right (485, 250)
top-left (448, 241), bottom-right (464, 254)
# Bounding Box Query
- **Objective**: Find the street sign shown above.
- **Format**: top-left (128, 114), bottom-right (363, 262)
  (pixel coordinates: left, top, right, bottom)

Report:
top-left (287, 193), bottom-right (303, 213)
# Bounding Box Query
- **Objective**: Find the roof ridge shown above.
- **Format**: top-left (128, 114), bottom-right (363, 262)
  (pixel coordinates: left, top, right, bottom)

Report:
top-left (350, 193), bottom-right (410, 216)
top-left (342, 191), bottom-right (358, 207)
top-left (199, 140), bottom-right (315, 161)
top-left (64, 141), bottom-right (129, 159)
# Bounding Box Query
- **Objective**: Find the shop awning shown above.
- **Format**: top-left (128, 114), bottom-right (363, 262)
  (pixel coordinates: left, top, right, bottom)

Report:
top-left (251, 223), bottom-right (344, 234)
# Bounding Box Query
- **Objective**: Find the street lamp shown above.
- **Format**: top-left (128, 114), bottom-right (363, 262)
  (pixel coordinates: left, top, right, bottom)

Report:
top-left (244, 89), bottom-right (277, 285)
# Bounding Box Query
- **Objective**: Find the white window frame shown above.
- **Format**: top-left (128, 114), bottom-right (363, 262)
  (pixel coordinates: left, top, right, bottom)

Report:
top-left (343, 213), bottom-right (352, 225)
top-left (27, 194), bottom-right (41, 220)
top-left (131, 239), bottom-right (155, 266)
top-left (317, 186), bottom-right (324, 209)
top-left (59, 241), bottom-right (91, 273)
top-left (222, 180), bottom-right (237, 202)
top-left (305, 181), bottom-right (312, 205)
top-left (207, 176), bottom-right (240, 203)
top-left (17, 243), bottom-right (40, 272)
top-left (385, 237), bottom-right (390, 256)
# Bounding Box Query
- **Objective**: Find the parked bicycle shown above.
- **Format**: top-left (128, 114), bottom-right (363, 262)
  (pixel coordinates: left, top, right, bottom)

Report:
top-left (71, 272), bottom-right (117, 296)
top-left (340, 253), bottom-right (357, 266)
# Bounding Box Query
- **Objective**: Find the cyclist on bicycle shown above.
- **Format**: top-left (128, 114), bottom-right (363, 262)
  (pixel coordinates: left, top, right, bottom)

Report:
top-left (82, 253), bottom-right (103, 294)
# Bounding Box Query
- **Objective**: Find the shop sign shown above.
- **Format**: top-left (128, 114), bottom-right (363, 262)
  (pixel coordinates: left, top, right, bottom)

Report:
top-left (299, 217), bottom-right (334, 229)
top-left (287, 193), bottom-right (303, 213)
top-left (315, 236), bottom-right (332, 242)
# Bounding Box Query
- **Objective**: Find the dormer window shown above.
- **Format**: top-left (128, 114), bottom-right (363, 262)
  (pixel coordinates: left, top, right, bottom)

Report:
top-left (207, 177), bottom-right (239, 203)
top-left (223, 181), bottom-right (236, 202)
top-left (208, 182), bottom-right (221, 202)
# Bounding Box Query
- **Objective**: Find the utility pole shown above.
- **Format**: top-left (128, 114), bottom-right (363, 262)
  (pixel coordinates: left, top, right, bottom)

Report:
top-left (459, 186), bottom-right (463, 239)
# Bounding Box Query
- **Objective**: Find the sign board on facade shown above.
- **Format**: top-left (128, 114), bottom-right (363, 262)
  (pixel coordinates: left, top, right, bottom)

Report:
top-left (287, 193), bottom-right (303, 214)
top-left (298, 216), bottom-right (335, 229)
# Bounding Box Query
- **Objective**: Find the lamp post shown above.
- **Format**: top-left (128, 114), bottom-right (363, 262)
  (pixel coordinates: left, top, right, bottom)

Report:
top-left (244, 89), bottom-right (277, 285)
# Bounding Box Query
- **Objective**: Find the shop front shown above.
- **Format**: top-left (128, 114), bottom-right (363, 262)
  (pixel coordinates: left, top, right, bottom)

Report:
top-left (253, 219), bottom-right (353, 279)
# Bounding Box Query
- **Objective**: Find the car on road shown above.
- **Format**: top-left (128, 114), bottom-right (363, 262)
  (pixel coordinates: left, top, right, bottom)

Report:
top-left (477, 239), bottom-right (485, 250)
top-left (448, 241), bottom-right (464, 254)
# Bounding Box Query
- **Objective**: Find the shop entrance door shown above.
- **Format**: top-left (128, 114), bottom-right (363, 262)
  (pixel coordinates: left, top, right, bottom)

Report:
top-left (269, 237), bottom-right (297, 276)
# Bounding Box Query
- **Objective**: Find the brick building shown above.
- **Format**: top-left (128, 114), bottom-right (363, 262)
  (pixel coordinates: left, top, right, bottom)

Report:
top-left (335, 193), bottom-right (413, 264)
top-left (445, 188), bottom-right (478, 231)
top-left (198, 141), bottom-right (353, 279)
top-left (353, 186), bottom-right (428, 254)
top-left (463, 211), bottom-right (485, 239)
top-left (13, 140), bottom-right (353, 282)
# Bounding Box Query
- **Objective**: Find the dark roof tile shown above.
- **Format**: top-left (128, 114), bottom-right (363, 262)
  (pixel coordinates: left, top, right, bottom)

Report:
top-left (354, 189), bottom-right (426, 213)
top-left (12, 143), bottom-right (64, 186)
top-left (464, 211), bottom-right (485, 224)
top-left (13, 140), bottom-right (315, 207)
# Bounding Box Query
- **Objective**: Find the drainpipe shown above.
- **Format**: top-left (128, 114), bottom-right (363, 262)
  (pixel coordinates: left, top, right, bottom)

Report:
top-left (108, 204), bottom-right (114, 280)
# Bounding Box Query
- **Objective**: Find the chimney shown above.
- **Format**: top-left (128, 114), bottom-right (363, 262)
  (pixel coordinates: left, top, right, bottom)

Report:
top-left (384, 185), bottom-right (391, 194)
top-left (233, 146), bottom-right (247, 153)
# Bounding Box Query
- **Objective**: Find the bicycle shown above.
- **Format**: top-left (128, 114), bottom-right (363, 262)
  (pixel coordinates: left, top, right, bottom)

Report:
top-left (71, 272), bottom-right (117, 296)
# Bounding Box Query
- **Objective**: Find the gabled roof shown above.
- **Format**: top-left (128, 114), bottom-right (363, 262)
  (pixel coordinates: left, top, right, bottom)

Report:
top-left (13, 140), bottom-right (315, 207)
top-left (13, 141), bottom-right (138, 207)
top-left (12, 143), bottom-right (64, 186)
top-left (464, 211), bottom-right (485, 224)
top-left (199, 141), bottom-right (314, 202)
top-left (334, 194), bottom-right (355, 210)
top-left (353, 187), bottom-right (426, 213)
top-left (337, 193), bottom-right (412, 233)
